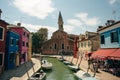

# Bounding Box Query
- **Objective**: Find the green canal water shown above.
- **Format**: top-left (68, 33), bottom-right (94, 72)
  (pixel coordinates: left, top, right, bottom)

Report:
top-left (43, 57), bottom-right (77, 80)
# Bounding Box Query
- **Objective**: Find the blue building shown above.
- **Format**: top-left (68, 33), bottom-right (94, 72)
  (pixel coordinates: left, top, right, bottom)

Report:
top-left (92, 20), bottom-right (120, 59)
top-left (98, 20), bottom-right (120, 48)
top-left (5, 30), bottom-right (20, 69)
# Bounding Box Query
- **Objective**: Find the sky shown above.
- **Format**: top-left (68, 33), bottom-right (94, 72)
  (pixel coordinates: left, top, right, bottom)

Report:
top-left (0, 0), bottom-right (120, 38)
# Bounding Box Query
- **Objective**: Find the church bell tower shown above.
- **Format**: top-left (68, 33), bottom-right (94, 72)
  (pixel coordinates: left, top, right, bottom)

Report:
top-left (58, 11), bottom-right (64, 31)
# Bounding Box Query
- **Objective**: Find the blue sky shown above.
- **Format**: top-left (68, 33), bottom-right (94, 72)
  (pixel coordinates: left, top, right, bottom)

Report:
top-left (0, 0), bottom-right (120, 38)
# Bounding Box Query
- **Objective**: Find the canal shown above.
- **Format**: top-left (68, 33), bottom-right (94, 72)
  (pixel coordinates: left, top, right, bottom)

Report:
top-left (43, 57), bottom-right (77, 80)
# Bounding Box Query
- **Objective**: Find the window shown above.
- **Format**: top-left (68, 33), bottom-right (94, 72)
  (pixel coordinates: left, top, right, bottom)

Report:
top-left (54, 43), bottom-right (57, 49)
top-left (22, 41), bottom-right (25, 46)
top-left (0, 27), bottom-right (4, 40)
top-left (111, 31), bottom-right (119, 43)
top-left (23, 32), bottom-right (25, 36)
top-left (26, 42), bottom-right (28, 47)
top-left (16, 39), bottom-right (19, 46)
top-left (10, 53), bottom-right (15, 63)
top-left (50, 46), bottom-right (52, 49)
top-left (10, 38), bottom-right (14, 46)
top-left (84, 42), bottom-right (86, 47)
top-left (67, 46), bottom-right (69, 49)
top-left (88, 41), bottom-right (91, 47)
top-left (81, 43), bottom-right (83, 47)
top-left (27, 34), bottom-right (29, 38)
top-left (22, 53), bottom-right (25, 59)
top-left (0, 53), bottom-right (3, 65)
top-left (101, 35), bottom-right (105, 44)
top-left (62, 43), bottom-right (64, 49)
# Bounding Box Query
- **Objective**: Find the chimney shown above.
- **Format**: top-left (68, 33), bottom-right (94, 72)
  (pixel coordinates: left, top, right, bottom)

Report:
top-left (106, 20), bottom-right (115, 26)
top-left (17, 23), bottom-right (21, 26)
top-left (97, 26), bottom-right (103, 31)
top-left (0, 9), bottom-right (2, 19)
top-left (98, 26), bottom-right (103, 29)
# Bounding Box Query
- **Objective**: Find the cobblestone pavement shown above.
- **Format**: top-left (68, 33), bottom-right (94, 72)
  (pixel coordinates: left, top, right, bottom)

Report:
top-left (0, 58), bottom-right (41, 80)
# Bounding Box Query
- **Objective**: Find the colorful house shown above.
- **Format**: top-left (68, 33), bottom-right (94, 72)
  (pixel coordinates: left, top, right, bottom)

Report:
top-left (92, 20), bottom-right (120, 59)
top-left (98, 20), bottom-right (120, 48)
top-left (28, 33), bottom-right (32, 61)
top-left (78, 31), bottom-right (100, 59)
top-left (5, 30), bottom-right (20, 69)
top-left (0, 19), bottom-right (8, 74)
top-left (7, 23), bottom-right (30, 64)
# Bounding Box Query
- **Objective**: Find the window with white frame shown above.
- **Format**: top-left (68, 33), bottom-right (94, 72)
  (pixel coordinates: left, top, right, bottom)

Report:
top-left (10, 38), bottom-right (14, 46)
top-left (81, 43), bottom-right (83, 47)
top-left (10, 53), bottom-right (15, 63)
top-left (0, 26), bottom-right (4, 41)
top-left (88, 41), bottom-right (91, 47)
top-left (110, 31), bottom-right (119, 43)
top-left (22, 41), bottom-right (25, 46)
top-left (100, 35), bottom-right (105, 44)
top-left (16, 39), bottom-right (19, 46)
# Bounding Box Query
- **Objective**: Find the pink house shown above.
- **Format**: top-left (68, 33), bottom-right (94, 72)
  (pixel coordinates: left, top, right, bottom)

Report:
top-left (7, 23), bottom-right (30, 64)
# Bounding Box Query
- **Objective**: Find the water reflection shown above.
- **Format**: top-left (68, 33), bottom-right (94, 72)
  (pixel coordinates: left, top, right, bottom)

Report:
top-left (43, 57), bottom-right (77, 80)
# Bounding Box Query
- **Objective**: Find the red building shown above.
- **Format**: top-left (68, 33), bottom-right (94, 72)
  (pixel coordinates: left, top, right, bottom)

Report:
top-left (0, 15), bottom-right (9, 74)
top-left (42, 12), bottom-right (77, 55)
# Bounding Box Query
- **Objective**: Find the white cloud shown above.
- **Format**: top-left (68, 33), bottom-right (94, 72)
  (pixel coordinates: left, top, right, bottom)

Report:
top-left (64, 25), bottom-right (75, 33)
top-left (14, 21), bottom-right (56, 38)
top-left (108, 0), bottom-right (117, 5)
top-left (65, 12), bottom-right (100, 34)
top-left (67, 19), bottom-right (82, 26)
top-left (13, 0), bottom-right (55, 19)
top-left (75, 12), bottom-right (100, 26)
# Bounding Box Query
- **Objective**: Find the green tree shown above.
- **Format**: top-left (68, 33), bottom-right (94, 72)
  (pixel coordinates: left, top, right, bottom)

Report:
top-left (32, 28), bottom-right (48, 53)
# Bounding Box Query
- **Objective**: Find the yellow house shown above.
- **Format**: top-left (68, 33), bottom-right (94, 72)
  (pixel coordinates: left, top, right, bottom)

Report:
top-left (78, 31), bottom-right (100, 60)
top-left (28, 33), bottom-right (32, 61)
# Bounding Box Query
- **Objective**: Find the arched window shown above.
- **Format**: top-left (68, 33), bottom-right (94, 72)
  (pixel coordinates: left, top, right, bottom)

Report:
top-left (62, 43), bottom-right (64, 49)
top-left (54, 43), bottom-right (57, 49)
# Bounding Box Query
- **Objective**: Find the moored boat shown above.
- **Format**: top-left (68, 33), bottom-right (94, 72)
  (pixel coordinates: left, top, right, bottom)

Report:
top-left (83, 77), bottom-right (99, 80)
top-left (63, 60), bottom-right (72, 65)
top-left (28, 70), bottom-right (46, 80)
top-left (74, 70), bottom-right (91, 80)
top-left (58, 57), bottom-right (65, 62)
top-left (42, 62), bottom-right (52, 70)
top-left (68, 65), bottom-right (79, 71)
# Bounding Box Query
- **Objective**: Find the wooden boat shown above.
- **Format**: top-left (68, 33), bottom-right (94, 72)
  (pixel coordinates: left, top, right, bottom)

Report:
top-left (74, 70), bottom-right (91, 80)
top-left (42, 62), bottom-right (52, 70)
top-left (29, 72), bottom-right (46, 80)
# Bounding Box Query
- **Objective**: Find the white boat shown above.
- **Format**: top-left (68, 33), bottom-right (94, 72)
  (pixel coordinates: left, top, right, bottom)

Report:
top-left (83, 77), bottom-right (99, 80)
top-left (29, 72), bottom-right (46, 80)
top-left (63, 60), bottom-right (72, 65)
top-left (41, 59), bottom-right (47, 64)
top-left (74, 70), bottom-right (91, 80)
top-left (58, 57), bottom-right (64, 62)
top-left (42, 62), bottom-right (52, 70)
top-left (68, 65), bottom-right (79, 71)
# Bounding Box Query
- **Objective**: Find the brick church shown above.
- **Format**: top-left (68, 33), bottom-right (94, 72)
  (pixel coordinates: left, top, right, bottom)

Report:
top-left (42, 12), bottom-right (78, 55)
